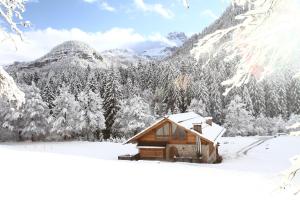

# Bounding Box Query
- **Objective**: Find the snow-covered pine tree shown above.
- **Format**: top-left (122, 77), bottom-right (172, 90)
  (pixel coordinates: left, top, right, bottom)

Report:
top-left (0, 67), bottom-right (25, 106)
top-left (41, 78), bottom-right (56, 112)
top-left (160, 62), bottom-right (179, 114)
top-left (112, 96), bottom-right (155, 138)
top-left (241, 86), bottom-right (254, 114)
top-left (77, 89), bottom-right (105, 140)
top-left (102, 69), bottom-right (121, 139)
top-left (224, 95), bottom-right (254, 136)
top-left (51, 87), bottom-right (81, 140)
top-left (20, 83), bottom-right (49, 140)
top-left (0, 98), bottom-right (22, 140)
top-left (122, 78), bottom-right (140, 99)
top-left (264, 78), bottom-right (281, 118)
top-left (208, 72), bottom-right (223, 123)
top-left (2, 84), bottom-right (49, 141)
top-left (191, 74), bottom-right (210, 114)
top-left (174, 63), bottom-right (192, 113)
top-left (247, 76), bottom-right (266, 117)
top-left (273, 74), bottom-right (288, 118)
top-left (86, 73), bottom-right (98, 93)
top-left (69, 74), bottom-right (84, 99)
top-left (153, 87), bottom-right (167, 117)
top-left (0, 0), bottom-right (29, 105)
top-left (289, 78), bottom-right (300, 115)
top-left (188, 98), bottom-right (207, 116)
top-left (2, 101), bottom-right (24, 140)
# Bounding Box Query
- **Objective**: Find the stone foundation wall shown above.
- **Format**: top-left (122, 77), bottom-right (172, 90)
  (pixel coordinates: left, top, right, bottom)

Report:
top-left (166, 144), bottom-right (197, 160)
top-left (166, 144), bottom-right (217, 163)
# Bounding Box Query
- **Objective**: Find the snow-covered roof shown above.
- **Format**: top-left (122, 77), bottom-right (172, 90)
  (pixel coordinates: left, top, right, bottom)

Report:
top-left (125, 112), bottom-right (226, 144)
top-left (167, 112), bottom-right (226, 143)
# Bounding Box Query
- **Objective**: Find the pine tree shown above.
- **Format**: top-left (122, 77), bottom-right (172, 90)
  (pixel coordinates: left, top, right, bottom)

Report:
top-left (264, 78), bottom-right (281, 118)
top-left (1, 99), bottom-right (23, 141)
top-left (289, 78), bottom-right (300, 115)
top-left (208, 76), bottom-right (223, 123)
top-left (247, 76), bottom-right (266, 117)
top-left (112, 96), bottom-right (155, 138)
top-left (51, 87), bottom-right (81, 139)
top-left (241, 86), bottom-right (254, 114)
top-left (192, 78), bottom-right (210, 114)
top-left (3, 84), bottom-right (50, 141)
top-left (161, 62), bottom-right (178, 113)
top-left (86, 73), bottom-right (98, 93)
top-left (102, 69), bottom-right (121, 139)
top-left (224, 95), bottom-right (254, 136)
top-left (21, 84), bottom-right (49, 140)
top-left (274, 75), bottom-right (288, 118)
top-left (77, 89), bottom-right (105, 140)
top-left (41, 78), bottom-right (56, 112)
top-left (188, 98), bottom-right (207, 116)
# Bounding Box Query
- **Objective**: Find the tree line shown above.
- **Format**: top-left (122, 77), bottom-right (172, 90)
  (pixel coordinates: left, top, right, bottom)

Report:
top-left (1, 56), bottom-right (300, 141)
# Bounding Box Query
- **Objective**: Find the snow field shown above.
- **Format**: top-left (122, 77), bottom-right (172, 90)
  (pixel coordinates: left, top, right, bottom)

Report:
top-left (0, 135), bottom-right (299, 200)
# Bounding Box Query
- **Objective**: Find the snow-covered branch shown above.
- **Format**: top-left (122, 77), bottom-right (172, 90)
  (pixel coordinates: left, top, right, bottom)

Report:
top-left (0, 0), bottom-right (29, 40)
top-left (0, 67), bottom-right (24, 106)
top-left (191, 0), bottom-right (300, 95)
top-left (281, 155), bottom-right (300, 196)
top-left (0, 0), bottom-right (29, 105)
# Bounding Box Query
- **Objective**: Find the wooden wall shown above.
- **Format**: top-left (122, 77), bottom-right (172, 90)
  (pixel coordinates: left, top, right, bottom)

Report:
top-left (137, 120), bottom-right (211, 145)
top-left (139, 148), bottom-right (165, 159)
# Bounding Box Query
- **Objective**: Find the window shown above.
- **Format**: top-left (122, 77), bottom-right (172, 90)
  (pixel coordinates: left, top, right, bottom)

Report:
top-left (156, 123), bottom-right (170, 138)
top-left (172, 124), bottom-right (186, 140)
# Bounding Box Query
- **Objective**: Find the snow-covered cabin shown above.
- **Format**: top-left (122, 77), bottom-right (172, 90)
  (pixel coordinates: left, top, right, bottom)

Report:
top-left (123, 112), bottom-right (226, 163)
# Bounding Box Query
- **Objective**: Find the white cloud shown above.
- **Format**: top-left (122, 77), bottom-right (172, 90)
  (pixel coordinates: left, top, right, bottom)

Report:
top-left (24, 0), bottom-right (39, 3)
top-left (0, 28), bottom-right (171, 65)
top-left (82, 0), bottom-right (98, 3)
top-left (100, 1), bottom-right (116, 12)
top-left (82, 0), bottom-right (116, 12)
top-left (133, 0), bottom-right (174, 19)
top-left (201, 9), bottom-right (218, 20)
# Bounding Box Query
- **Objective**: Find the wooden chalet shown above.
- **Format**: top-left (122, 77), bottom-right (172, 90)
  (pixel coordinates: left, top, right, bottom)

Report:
top-left (120, 112), bottom-right (226, 163)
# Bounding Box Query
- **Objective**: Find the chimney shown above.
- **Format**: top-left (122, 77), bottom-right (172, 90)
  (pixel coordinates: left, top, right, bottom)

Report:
top-left (193, 123), bottom-right (202, 134)
top-left (205, 117), bottom-right (213, 126)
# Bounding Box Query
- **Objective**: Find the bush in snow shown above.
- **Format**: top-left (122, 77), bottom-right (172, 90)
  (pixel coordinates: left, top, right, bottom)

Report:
top-left (253, 115), bottom-right (286, 136)
top-left (112, 96), bottom-right (155, 138)
top-left (286, 114), bottom-right (300, 135)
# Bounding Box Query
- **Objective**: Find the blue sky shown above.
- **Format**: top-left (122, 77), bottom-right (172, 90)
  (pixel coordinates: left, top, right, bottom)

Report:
top-left (0, 0), bottom-right (230, 64)
top-left (24, 0), bottom-right (229, 35)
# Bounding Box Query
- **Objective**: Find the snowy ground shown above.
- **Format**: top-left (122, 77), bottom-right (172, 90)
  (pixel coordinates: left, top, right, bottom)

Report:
top-left (0, 136), bottom-right (299, 200)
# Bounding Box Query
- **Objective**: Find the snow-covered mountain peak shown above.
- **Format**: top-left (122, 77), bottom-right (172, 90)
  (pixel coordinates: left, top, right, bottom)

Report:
top-left (8, 40), bottom-right (106, 71)
top-left (101, 48), bottom-right (148, 67)
top-left (132, 32), bottom-right (188, 59)
top-left (166, 32), bottom-right (187, 46)
top-left (45, 40), bottom-right (103, 62)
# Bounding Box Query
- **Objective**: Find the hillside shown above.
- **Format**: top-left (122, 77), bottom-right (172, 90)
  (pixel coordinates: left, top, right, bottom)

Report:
top-left (169, 5), bottom-right (246, 60)
top-left (8, 41), bottom-right (107, 72)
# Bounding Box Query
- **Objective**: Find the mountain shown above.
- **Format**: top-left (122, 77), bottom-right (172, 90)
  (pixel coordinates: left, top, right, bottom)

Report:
top-left (130, 32), bottom-right (188, 59)
top-left (8, 40), bottom-right (107, 72)
top-left (101, 48), bottom-right (148, 67)
top-left (170, 5), bottom-right (246, 60)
